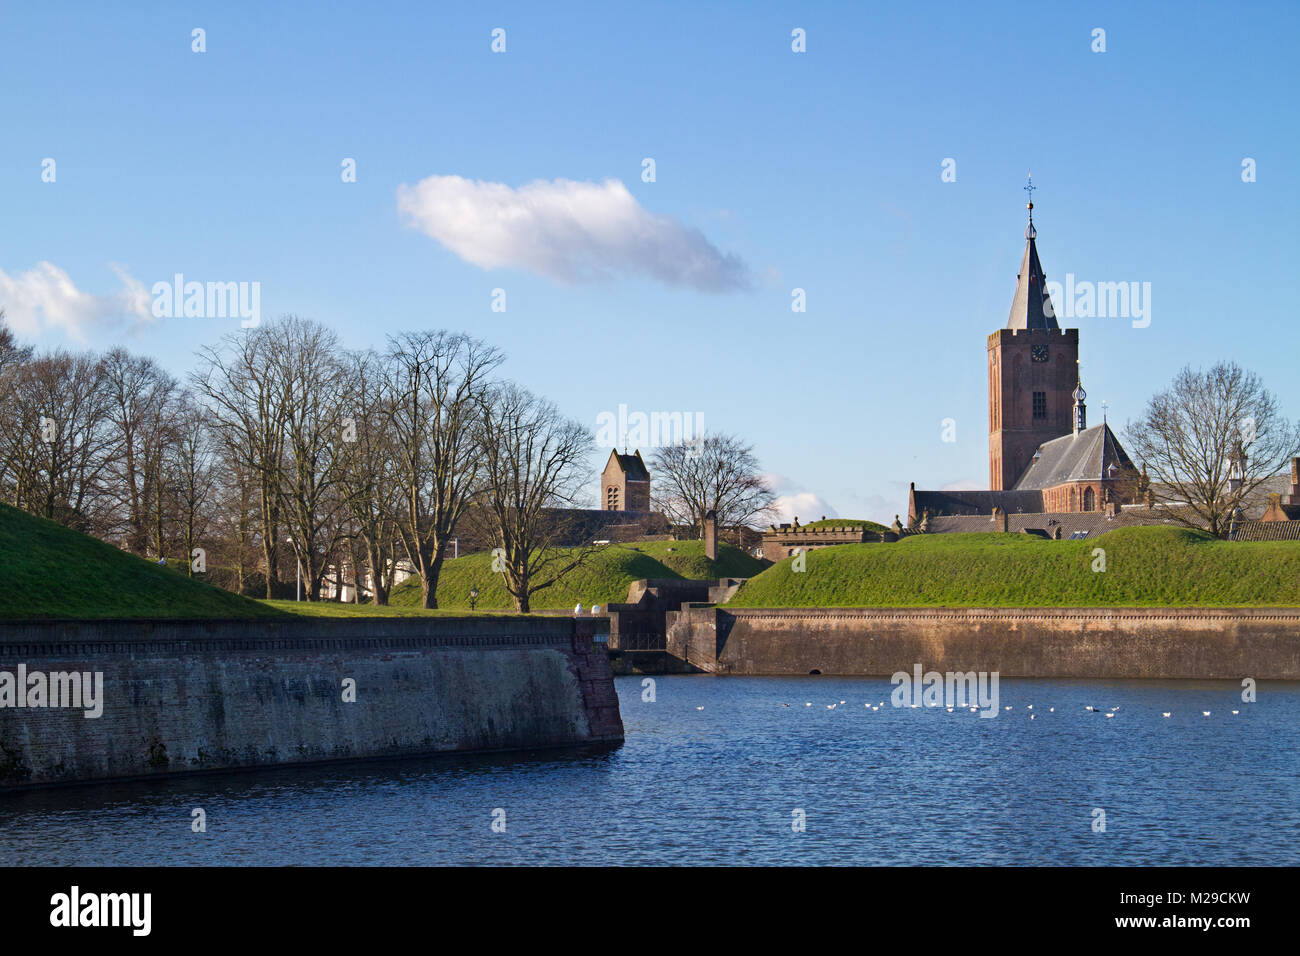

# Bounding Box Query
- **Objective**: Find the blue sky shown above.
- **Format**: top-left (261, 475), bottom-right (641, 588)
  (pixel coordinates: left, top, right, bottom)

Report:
top-left (2, 1), bottom-right (1297, 522)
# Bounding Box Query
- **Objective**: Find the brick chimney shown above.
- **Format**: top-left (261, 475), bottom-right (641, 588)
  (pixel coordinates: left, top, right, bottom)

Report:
top-left (992, 506), bottom-right (1008, 533)
top-left (1289, 457), bottom-right (1300, 504)
top-left (704, 509), bottom-right (718, 560)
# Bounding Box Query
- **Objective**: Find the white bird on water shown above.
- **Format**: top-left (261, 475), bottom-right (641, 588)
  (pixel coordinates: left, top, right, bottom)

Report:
top-left (1203, 711), bottom-right (1211, 717)
top-left (805, 702), bottom-right (812, 707)
top-left (1049, 707), bottom-right (1055, 712)
top-left (1105, 713), bottom-right (1115, 719)
top-left (827, 704), bottom-right (837, 710)
top-left (1030, 714), bottom-right (1036, 720)
top-left (696, 706), bottom-right (704, 711)
top-left (1027, 704), bottom-right (1033, 710)
top-left (1004, 706), bottom-right (1012, 711)
top-left (1162, 712), bottom-right (1171, 718)
top-left (1232, 710), bottom-right (1239, 715)
top-left (840, 700), bottom-right (846, 705)
top-left (1086, 706), bottom-right (1097, 712)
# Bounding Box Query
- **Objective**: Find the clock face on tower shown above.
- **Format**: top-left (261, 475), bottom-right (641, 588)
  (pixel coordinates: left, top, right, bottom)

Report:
top-left (1031, 345), bottom-right (1049, 363)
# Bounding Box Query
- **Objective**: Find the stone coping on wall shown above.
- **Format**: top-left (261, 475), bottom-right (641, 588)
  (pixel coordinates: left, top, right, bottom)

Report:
top-left (717, 606), bottom-right (1300, 623)
top-left (0, 615), bottom-right (596, 656)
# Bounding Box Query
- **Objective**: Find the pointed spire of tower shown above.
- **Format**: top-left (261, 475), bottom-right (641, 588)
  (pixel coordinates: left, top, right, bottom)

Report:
top-left (1072, 376), bottom-right (1087, 436)
top-left (1007, 174), bottom-right (1059, 331)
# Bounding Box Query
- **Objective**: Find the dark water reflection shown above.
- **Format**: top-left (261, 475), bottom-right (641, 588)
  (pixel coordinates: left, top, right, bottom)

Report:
top-left (2, 676), bottom-right (1295, 865)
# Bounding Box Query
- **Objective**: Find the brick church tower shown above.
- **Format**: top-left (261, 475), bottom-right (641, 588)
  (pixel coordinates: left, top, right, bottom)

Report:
top-left (988, 184), bottom-right (1079, 489)
top-left (601, 450), bottom-right (651, 511)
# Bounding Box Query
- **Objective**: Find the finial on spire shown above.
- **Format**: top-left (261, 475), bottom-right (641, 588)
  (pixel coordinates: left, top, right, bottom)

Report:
top-left (1024, 172), bottom-right (1037, 239)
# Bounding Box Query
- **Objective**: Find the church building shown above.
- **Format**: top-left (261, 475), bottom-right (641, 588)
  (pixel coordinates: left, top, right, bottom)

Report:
top-left (909, 186), bottom-right (1149, 534)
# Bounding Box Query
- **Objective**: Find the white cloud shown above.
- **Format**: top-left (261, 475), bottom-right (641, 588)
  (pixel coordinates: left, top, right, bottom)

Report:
top-left (764, 473), bottom-right (838, 526)
top-left (940, 479), bottom-right (984, 491)
top-left (397, 174), bottom-right (751, 292)
top-left (0, 262), bottom-right (152, 341)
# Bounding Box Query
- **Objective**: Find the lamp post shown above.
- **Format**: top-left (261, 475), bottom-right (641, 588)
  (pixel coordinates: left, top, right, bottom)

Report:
top-left (285, 537), bottom-right (302, 602)
top-left (469, 586), bottom-right (479, 611)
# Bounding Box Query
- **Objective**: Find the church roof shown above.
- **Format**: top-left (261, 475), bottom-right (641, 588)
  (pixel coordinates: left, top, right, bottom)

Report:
top-left (1012, 423), bottom-right (1136, 490)
top-left (922, 508), bottom-right (1176, 537)
top-left (910, 488), bottom-right (1045, 517)
top-left (607, 449), bottom-right (650, 481)
top-left (1006, 234), bottom-right (1060, 331)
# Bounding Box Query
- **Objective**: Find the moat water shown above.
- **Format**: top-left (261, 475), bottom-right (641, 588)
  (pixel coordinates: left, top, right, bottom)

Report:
top-left (2, 676), bottom-right (1296, 866)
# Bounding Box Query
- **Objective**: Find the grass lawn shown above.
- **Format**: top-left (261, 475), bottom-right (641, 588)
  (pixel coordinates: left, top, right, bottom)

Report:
top-left (389, 539), bottom-right (767, 611)
top-left (0, 503), bottom-right (286, 620)
top-left (726, 525), bottom-right (1300, 608)
top-left (259, 599), bottom-right (534, 619)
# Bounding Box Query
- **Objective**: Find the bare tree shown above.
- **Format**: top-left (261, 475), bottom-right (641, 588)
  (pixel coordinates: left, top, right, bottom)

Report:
top-left (651, 432), bottom-right (776, 535)
top-left (0, 351), bottom-right (115, 531)
top-left (1125, 361), bottom-right (1300, 538)
top-left (267, 318), bottom-right (348, 601)
top-left (336, 349), bottom-right (401, 604)
top-left (476, 383), bottom-right (598, 613)
top-left (102, 348), bottom-right (179, 554)
top-left (192, 325), bottom-right (288, 598)
top-left (383, 331), bottom-right (502, 608)
top-left (168, 396), bottom-right (217, 576)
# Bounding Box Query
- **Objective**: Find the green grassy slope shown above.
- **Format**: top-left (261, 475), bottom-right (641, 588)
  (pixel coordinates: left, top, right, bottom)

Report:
top-left (797, 518), bottom-right (889, 533)
top-left (390, 539), bottom-right (766, 610)
top-left (0, 503), bottom-right (286, 619)
top-left (725, 526), bottom-right (1300, 607)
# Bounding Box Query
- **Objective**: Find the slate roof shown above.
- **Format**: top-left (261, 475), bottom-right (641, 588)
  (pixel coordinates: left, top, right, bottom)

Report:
top-left (1006, 234), bottom-right (1060, 331)
top-left (1233, 519), bottom-right (1300, 542)
top-left (910, 488), bottom-right (1045, 517)
top-left (1012, 423), bottom-right (1137, 489)
top-left (924, 508), bottom-right (1177, 538)
top-left (608, 450), bottom-right (650, 481)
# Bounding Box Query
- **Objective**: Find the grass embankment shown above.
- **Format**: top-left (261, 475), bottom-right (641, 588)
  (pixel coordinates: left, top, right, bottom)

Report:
top-left (388, 539), bottom-right (766, 611)
top-left (0, 503), bottom-right (286, 620)
top-left (796, 518), bottom-right (889, 533)
top-left (726, 526), bottom-right (1300, 608)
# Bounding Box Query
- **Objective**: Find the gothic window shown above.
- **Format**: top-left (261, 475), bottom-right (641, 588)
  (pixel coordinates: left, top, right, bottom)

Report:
top-left (606, 486), bottom-right (620, 510)
top-left (1070, 487), bottom-right (1077, 511)
top-left (1083, 487), bottom-right (1095, 511)
top-left (1032, 391), bottom-right (1047, 419)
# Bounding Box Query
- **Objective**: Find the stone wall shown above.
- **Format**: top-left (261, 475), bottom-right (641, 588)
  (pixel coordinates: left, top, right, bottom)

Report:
top-left (0, 616), bottom-right (622, 788)
top-left (665, 606), bottom-right (1300, 678)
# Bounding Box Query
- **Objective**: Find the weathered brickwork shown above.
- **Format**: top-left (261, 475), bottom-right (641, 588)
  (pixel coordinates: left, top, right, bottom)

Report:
top-left (0, 616), bottom-right (622, 788)
top-left (666, 606), bottom-right (1300, 678)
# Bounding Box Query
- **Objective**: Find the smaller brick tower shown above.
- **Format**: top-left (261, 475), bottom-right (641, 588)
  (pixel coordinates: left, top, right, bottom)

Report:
top-left (600, 450), bottom-right (651, 511)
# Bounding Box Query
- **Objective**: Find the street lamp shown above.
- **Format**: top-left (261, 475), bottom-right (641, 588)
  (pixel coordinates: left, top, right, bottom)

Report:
top-left (469, 586), bottom-right (479, 611)
top-left (284, 537), bottom-right (302, 602)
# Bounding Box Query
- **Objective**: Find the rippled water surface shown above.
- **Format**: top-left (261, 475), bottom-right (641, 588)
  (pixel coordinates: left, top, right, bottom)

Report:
top-left (2, 676), bottom-right (1296, 865)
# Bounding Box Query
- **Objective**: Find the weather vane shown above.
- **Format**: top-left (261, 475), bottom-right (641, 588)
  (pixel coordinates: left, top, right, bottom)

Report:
top-left (1024, 172), bottom-right (1036, 237)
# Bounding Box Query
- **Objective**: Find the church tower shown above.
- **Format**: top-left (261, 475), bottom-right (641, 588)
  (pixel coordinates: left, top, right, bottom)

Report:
top-left (988, 181), bottom-right (1079, 489)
